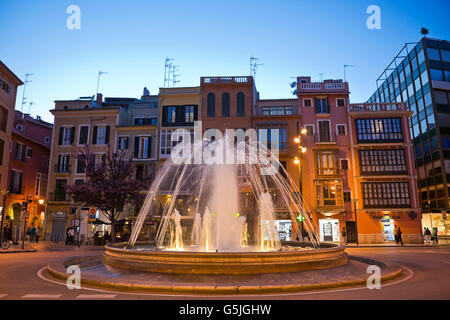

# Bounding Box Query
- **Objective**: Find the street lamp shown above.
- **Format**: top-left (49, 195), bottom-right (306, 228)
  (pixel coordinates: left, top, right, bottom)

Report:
top-left (294, 129), bottom-right (307, 241)
top-left (352, 198), bottom-right (359, 245)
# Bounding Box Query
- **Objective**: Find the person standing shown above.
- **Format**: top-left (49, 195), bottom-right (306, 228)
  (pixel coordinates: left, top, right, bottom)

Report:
top-left (30, 226), bottom-right (36, 243)
top-left (395, 227), bottom-right (404, 246)
top-left (35, 227), bottom-right (40, 243)
top-left (424, 227), bottom-right (432, 245)
top-left (432, 227), bottom-right (439, 245)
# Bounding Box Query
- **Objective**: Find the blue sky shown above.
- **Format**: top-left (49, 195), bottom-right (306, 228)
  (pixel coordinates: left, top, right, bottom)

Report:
top-left (1, 0), bottom-right (449, 122)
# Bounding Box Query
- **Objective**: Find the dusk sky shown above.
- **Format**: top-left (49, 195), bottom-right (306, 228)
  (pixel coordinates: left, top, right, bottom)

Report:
top-left (1, 0), bottom-right (449, 122)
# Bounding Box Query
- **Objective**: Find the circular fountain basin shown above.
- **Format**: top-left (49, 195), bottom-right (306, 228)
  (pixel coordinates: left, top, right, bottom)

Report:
top-left (103, 241), bottom-right (348, 275)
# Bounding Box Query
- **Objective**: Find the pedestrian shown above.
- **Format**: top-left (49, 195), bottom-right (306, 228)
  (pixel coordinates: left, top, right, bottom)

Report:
top-left (30, 226), bottom-right (36, 243)
top-left (35, 227), bottom-right (40, 243)
top-left (424, 227), bottom-right (432, 245)
top-left (395, 227), bottom-right (404, 246)
top-left (342, 227), bottom-right (347, 245)
top-left (432, 227), bottom-right (439, 245)
top-left (2, 226), bottom-right (8, 242)
top-left (68, 228), bottom-right (75, 245)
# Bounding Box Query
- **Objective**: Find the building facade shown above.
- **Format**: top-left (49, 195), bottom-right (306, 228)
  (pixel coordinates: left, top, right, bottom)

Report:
top-left (0, 61), bottom-right (23, 237)
top-left (368, 37), bottom-right (450, 236)
top-left (4, 111), bottom-right (52, 242)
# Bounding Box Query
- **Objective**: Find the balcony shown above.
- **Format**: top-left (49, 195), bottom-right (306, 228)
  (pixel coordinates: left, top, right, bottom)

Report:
top-left (48, 192), bottom-right (68, 202)
top-left (201, 76), bottom-right (251, 85)
top-left (348, 102), bottom-right (407, 113)
top-left (316, 168), bottom-right (341, 178)
top-left (297, 80), bottom-right (348, 93)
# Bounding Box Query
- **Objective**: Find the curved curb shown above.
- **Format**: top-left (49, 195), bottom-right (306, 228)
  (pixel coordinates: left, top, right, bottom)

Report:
top-left (45, 260), bottom-right (403, 295)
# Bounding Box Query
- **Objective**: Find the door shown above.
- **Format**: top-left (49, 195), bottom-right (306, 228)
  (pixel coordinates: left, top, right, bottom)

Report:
top-left (346, 221), bottom-right (357, 243)
top-left (51, 220), bottom-right (66, 242)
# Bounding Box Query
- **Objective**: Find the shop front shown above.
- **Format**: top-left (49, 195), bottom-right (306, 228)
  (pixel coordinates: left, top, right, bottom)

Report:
top-left (319, 218), bottom-right (340, 242)
top-left (422, 211), bottom-right (450, 236)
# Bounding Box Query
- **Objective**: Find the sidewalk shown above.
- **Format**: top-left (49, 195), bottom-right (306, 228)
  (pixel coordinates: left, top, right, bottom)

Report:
top-left (345, 243), bottom-right (450, 248)
top-left (0, 240), bottom-right (105, 253)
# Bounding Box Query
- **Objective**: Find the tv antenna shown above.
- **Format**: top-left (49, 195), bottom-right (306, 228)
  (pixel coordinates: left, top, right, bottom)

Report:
top-left (28, 101), bottom-right (34, 115)
top-left (344, 65), bottom-right (353, 82)
top-left (21, 73), bottom-right (33, 112)
top-left (319, 73), bottom-right (324, 82)
top-left (171, 65), bottom-right (181, 87)
top-left (250, 57), bottom-right (264, 80)
top-left (96, 70), bottom-right (108, 94)
top-left (164, 58), bottom-right (174, 88)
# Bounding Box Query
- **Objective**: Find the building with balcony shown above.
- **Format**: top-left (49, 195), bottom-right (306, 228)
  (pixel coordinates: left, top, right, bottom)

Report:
top-left (4, 111), bottom-right (52, 242)
top-left (0, 61), bottom-right (23, 234)
top-left (367, 37), bottom-right (450, 237)
top-left (347, 102), bottom-right (422, 243)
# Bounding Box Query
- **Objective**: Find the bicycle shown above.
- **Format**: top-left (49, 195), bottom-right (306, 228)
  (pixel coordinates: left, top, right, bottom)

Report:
top-left (1, 239), bottom-right (11, 250)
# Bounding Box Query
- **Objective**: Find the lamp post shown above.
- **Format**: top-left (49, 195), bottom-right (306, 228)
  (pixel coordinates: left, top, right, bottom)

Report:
top-left (352, 198), bottom-right (359, 245)
top-left (294, 128), bottom-right (307, 241)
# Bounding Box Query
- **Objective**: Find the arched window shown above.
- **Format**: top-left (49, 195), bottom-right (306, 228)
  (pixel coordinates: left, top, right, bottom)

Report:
top-left (207, 93), bottom-right (215, 117)
top-left (237, 92), bottom-right (245, 116)
top-left (222, 93), bottom-right (230, 117)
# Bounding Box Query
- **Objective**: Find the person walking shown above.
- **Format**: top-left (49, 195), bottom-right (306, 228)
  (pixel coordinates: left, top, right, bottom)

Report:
top-left (432, 227), bottom-right (439, 245)
top-left (35, 227), bottom-right (40, 243)
top-left (30, 226), bottom-right (36, 243)
top-left (424, 227), bottom-right (432, 245)
top-left (395, 227), bottom-right (404, 246)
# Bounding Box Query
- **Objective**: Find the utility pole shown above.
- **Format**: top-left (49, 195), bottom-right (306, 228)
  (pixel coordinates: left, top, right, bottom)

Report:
top-left (21, 73), bottom-right (33, 112)
top-left (96, 71), bottom-right (108, 94)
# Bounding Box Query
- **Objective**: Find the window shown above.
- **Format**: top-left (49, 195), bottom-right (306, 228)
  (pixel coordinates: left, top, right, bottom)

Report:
top-left (75, 179), bottom-right (85, 187)
top-left (34, 173), bottom-right (47, 198)
top-left (93, 125), bottom-right (110, 145)
top-left (315, 181), bottom-right (343, 208)
top-left (59, 126), bottom-right (75, 145)
top-left (0, 77), bottom-right (11, 94)
top-left (55, 179), bottom-right (67, 201)
top-left (26, 147), bottom-right (32, 158)
top-left (135, 136), bottom-right (151, 159)
top-left (167, 106), bottom-right (176, 124)
top-left (0, 106), bottom-right (8, 132)
top-left (305, 125), bottom-right (314, 136)
top-left (355, 118), bottom-right (403, 143)
top-left (337, 125), bottom-right (346, 135)
top-left (16, 124), bottom-right (23, 132)
top-left (76, 156), bottom-right (85, 174)
top-left (185, 105), bottom-right (195, 123)
top-left (207, 93), bottom-right (215, 117)
top-left (318, 121), bottom-right (331, 142)
top-left (430, 69), bottom-right (444, 81)
top-left (315, 150), bottom-right (339, 176)
top-left (315, 98), bottom-right (329, 114)
top-left (94, 154), bottom-right (105, 169)
top-left (303, 99), bottom-right (312, 107)
top-left (427, 48), bottom-right (440, 60)
top-left (159, 129), bottom-right (194, 158)
top-left (134, 118), bottom-right (157, 126)
top-left (0, 139), bottom-right (4, 166)
top-left (337, 98), bottom-right (345, 107)
top-left (44, 136), bottom-right (50, 144)
top-left (362, 182), bottom-right (411, 208)
top-left (10, 170), bottom-right (23, 194)
top-left (78, 125), bottom-right (89, 145)
top-left (261, 106), bottom-right (293, 115)
top-left (57, 154), bottom-right (70, 173)
top-left (343, 191), bottom-right (351, 202)
top-left (258, 127), bottom-right (288, 150)
top-left (340, 159), bottom-right (349, 170)
top-left (222, 93), bottom-right (230, 117)
top-left (14, 142), bottom-right (25, 161)
top-left (237, 92), bottom-right (245, 116)
top-left (118, 137), bottom-right (129, 150)
top-left (359, 149), bottom-right (407, 175)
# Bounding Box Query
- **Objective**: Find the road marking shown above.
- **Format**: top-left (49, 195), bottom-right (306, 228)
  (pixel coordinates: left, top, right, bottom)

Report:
top-left (0, 294), bottom-right (8, 298)
top-left (22, 294), bottom-right (62, 299)
top-left (76, 294), bottom-right (116, 299)
top-left (38, 265), bottom-right (415, 298)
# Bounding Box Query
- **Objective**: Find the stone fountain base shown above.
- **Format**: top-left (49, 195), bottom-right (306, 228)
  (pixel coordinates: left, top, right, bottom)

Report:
top-left (102, 241), bottom-right (348, 275)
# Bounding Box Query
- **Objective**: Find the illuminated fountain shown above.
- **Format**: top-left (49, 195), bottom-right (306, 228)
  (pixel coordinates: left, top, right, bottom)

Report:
top-left (103, 132), bottom-right (347, 274)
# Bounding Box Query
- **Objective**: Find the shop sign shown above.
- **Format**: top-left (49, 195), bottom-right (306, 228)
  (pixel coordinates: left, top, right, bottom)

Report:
top-left (374, 215), bottom-right (400, 220)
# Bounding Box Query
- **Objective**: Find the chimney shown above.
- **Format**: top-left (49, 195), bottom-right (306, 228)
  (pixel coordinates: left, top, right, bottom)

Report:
top-left (96, 93), bottom-right (103, 106)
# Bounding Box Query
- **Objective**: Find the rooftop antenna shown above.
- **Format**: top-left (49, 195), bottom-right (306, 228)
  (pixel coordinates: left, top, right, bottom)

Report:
top-left (319, 73), bottom-right (324, 82)
top-left (96, 71), bottom-right (108, 94)
top-left (344, 65), bottom-right (353, 82)
top-left (164, 58), bottom-right (174, 88)
top-left (21, 73), bottom-right (33, 112)
top-left (171, 65), bottom-right (180, 87)
top-left (250, 57), bottom-right (263, 80)
top-left (28, 101), bottom-right (34, 115)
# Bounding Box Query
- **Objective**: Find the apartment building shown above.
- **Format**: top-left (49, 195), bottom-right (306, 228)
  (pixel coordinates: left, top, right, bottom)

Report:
top-left (44, 94), bottom-right (120, 241)
top-left (368, 37), bottom-right (450, 236)
top-left (4, 111), bottom-right (52, 242)
top-left (0, 61), bottom-right (23, 234)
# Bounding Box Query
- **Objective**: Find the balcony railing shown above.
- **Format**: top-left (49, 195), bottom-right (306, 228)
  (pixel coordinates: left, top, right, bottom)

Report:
top-left (349, 102), bottom-right (407, 112)
top-left (316, 168), bottom-right (341, 177)
top-left (314, 132), bottom-right (337, 144)
top-left (48, 192), bottom-right (67, 202)
top-left (201, 76), bottom-right (251, 85)
top-left (298, 82), bottom-right (348, 92)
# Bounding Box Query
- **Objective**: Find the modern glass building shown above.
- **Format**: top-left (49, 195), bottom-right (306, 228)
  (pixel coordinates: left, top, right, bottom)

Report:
top-left (368, 37), bottom-right (450, 235)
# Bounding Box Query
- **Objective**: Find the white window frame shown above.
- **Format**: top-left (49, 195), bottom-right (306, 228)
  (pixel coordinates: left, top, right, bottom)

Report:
top-left (136, 136), bottom-right (150, 159)
top-left (57, 153), bottom-right (71, 172)
top-left (336, 124), bottom-right (347, 135)
top-left (15, 142), bottom-right (24, 160)
top-left (61, 126), bottom-right (73, 146)
top-left (316, 119), bottom-right (332, 142)
top-left (95, 124), bottom-right (108, 145)
top-left (78, 124), bottom-right (90, 146)
top-left (336, 98), bottom-right (346, 107)
top-left (303, 98), bottom-right (313, 108)
top-left (11, 169), bottom-right (23, 193)
top-left (93, 152), bottom-right (105, 168)
top-left (44, 136), bottom-right (50, 144)
top-left (26, 146), bottom-right (32, 158)
top-left (305, 124), bottom-right (315, 136)
top-left (118, 135), bottom-right (130, 151)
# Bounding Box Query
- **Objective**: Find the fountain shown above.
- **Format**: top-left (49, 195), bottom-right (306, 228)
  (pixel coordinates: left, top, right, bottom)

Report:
top-left (103, 132), bottom-right (347, 274)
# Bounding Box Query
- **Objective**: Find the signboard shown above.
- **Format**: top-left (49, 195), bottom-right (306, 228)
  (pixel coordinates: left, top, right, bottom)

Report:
top-left (25, 211), bottom-right (29, 218)
top-left (88, 208), bottom-right (97, 221)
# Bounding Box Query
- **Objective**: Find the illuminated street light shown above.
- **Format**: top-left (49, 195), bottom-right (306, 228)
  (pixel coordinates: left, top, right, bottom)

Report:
top-left (38, 199), bottom-right (45, 205)
top-left (301, 128), bottom-right (307, 135)
top-left (294, 157), bottom-right (300, 165)
top-left (301, 147), bottom-right (307, 153)
top-left (294, 137), bottom-right (300, 144)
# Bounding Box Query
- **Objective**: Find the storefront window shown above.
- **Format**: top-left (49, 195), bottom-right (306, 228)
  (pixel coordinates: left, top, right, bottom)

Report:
top-left (319, 219), bottom-right (340, 242)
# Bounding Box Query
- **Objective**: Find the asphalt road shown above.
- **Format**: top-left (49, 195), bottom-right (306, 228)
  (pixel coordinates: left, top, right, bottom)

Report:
top-left (0, 246), bottom-right (449, 300)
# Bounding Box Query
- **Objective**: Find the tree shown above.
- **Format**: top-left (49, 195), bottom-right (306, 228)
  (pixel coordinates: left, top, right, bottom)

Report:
top-left (65, 149), bottom-right (146, 242)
